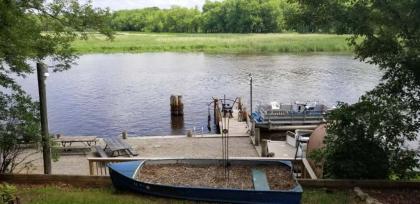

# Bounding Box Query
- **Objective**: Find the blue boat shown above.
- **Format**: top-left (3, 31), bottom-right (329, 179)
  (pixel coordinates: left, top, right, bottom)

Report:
top-left (108, 159), bottom-right (303, 204)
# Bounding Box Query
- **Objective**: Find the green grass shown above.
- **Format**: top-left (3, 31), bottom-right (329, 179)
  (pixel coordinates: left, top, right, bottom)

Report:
top-left (302, 188), bottom-right (361, 204)
top-left (18, 186), bottom-right (360, 204)
top-left (72, 32), bottom-right (352, 54)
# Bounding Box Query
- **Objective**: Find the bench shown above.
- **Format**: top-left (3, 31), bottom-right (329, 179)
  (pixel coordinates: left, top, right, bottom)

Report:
top-left (95, 146), bottom-right (109, 158)
top-left (252, 168), bottom-right (270, 191)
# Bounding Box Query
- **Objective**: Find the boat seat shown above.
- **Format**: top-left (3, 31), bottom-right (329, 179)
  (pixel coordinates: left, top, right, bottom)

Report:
top-left (252, 168), bottom-right (270, 191)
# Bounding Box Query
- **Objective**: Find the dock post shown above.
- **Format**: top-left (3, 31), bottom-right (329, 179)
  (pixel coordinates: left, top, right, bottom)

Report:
top-left (170, 95), bottom-right (184, 116)
top-left (238, 97), bottom-right (243, 122)
top-left (213, 98), bottom-right (220, 132)
top-left (122, 131), bottom-right (127, 139)
top-left (261, 139), bottom-right (268, 157)
top-left (255, 128), bottom-right (260, 146)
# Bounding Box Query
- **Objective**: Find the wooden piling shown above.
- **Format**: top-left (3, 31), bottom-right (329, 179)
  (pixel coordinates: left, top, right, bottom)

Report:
top-left (170, 95), bottom-right (184, 116)
top-left (255, 128), bottom-right (260, 146)
top-left (261, 139), bottom-right (268, 157)
top-left (213, 98), bottom-right (221, 132)
top-left (122, 131), bottom-right (127, 139)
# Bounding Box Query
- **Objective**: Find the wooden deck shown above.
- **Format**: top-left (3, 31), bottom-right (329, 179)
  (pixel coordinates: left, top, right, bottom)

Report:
top-left (218, 110), bottom-right (249, 137)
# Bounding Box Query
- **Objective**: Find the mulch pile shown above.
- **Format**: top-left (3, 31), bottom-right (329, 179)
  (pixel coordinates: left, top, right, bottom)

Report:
top-left (137, 163), bottom-right (295, 190)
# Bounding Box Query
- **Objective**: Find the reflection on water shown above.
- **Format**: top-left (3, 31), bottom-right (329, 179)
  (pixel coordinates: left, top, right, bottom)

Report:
top-left (171, 115), bottom-right (184, 134)
top-left (18, 53), bottom-right (381, 137)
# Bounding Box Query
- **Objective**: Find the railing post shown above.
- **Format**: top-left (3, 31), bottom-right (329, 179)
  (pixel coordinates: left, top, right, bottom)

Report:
top-left (89, 160), bottom-right (94, 176)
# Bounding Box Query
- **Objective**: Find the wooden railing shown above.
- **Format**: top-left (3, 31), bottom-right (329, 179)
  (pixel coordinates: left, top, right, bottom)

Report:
top-left (88, 157), bottom-right (141, 176)
top-left (87, 157), bottom-right (318, 179)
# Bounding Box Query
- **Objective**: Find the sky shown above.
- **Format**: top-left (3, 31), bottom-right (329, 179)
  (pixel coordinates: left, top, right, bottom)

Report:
top-left (81, 0), bottom-right (213, 10)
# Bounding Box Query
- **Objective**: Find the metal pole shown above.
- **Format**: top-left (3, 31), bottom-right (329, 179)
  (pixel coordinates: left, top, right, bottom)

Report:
top-left (37, 63), bottom-right (51, 174)
top-left (249, 73), bottom-right (253, 115)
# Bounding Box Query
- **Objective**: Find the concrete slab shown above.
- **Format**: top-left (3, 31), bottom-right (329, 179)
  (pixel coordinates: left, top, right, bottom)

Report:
top-left (267, 140), bottom-right (297, 160)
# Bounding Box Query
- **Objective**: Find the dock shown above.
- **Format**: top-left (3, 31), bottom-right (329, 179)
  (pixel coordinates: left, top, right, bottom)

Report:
top-left (15, 96), bottom-right (317, 179)
top-left (217, 110), bottom-right (249, 136)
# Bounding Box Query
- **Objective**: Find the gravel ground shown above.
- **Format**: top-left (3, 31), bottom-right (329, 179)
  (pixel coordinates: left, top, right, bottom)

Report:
top-left (129, 136), bottom-right (258, 158)
top-left (16, 136), bottom-right (258, 175)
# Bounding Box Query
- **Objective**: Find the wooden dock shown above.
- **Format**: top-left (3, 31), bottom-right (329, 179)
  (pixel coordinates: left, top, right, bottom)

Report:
top-left (218, 110), bottom-right (249, 137)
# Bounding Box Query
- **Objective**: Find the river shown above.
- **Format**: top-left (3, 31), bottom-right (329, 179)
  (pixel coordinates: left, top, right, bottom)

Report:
top-left (19, 53), bottom-right (381, 137)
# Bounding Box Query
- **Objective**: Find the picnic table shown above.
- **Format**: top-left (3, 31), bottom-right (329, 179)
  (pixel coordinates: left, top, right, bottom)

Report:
top-left (55, 136), bottom-right (98, 147)
top-left (103, 137), bottom-right (138, 157)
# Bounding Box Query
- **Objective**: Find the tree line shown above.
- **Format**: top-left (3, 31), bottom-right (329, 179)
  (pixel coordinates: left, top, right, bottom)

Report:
top-left (110, 0), bottom-right (325, 33)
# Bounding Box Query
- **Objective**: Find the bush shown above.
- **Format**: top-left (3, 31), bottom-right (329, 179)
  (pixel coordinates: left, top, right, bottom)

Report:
top-left (0, 183), bottom-right (17, 204)
top-left (323, 101), bottom-right (416, 179)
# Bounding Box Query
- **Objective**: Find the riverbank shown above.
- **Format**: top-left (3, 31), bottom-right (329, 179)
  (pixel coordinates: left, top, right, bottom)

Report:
top-left (73, 32), bottom-right (352, 54)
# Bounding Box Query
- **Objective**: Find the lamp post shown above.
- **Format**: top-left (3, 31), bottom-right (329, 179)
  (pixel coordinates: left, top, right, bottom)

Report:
top-left (37, 62), bottom-right (51, 174)
top-left (249, 73), bottom-right (253, 116)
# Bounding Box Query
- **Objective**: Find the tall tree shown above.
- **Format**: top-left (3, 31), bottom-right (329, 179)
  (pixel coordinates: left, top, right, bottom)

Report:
top-left (299, 0), bottom-right (420, 179)
top-left (0, 0), bottom-right (113, 173)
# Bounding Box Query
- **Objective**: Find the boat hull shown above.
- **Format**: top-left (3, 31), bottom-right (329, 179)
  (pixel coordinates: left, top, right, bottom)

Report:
top-left (108, 159), bottom-right (302, 204)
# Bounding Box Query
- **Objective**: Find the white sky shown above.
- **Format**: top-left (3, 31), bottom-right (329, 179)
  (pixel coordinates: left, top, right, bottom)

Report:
top-left (82, 0), bottom-right (213, 10)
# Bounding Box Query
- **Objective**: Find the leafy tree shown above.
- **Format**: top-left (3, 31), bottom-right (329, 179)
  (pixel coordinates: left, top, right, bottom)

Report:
top-left (0, 91), bottom-right (40, 173)
top-left (0, 0), bottom-right (113, 173)
top-left (111, 0), bottom-right (300, 33)
top-left (111, 7), bottom-right (201, 33)
top-left (298, 0), bottom-right (420, 179)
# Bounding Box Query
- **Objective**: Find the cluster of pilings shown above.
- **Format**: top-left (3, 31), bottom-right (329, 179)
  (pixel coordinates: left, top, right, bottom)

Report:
top-left (170, 95), bottom-right (184, 132)
top-left (170, 95), bottom-right (184, 116)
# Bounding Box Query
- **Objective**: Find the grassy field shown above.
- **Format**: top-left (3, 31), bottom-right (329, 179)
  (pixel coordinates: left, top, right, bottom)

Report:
top-left (18, 185), bottom-right (360, 204)
top-left (72, 32), bottom-right (352, 54)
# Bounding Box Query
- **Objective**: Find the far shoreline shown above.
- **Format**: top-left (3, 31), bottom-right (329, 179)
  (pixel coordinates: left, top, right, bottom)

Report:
top-left (72, 32), bottom-right (353, 55)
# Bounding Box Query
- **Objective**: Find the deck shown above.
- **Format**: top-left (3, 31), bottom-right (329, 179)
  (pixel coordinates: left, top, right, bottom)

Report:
top-left (218, 110), bottom-right (249, 136)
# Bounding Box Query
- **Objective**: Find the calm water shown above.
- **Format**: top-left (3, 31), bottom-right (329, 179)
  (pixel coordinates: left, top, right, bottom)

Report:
top-left (19, 53), bottom-right (381, 137)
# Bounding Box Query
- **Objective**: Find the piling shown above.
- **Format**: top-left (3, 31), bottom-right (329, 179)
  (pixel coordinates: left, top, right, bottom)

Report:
top-left (261, 139), bottom-right (268, 157)
top-left (213, 98), bottom-right (221, 133)
top-left (171, 115), bottom-right (184, 129)
top-left (255, 128), bottom-right (261, 146)
top-left (122, 131), bottom-right (127, 139)
top-left (170, 95), bottom-right (184, 116)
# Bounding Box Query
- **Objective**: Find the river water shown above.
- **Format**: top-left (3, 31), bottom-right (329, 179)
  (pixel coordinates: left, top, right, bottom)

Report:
top-left (19, 53), bottom-right (381, 137)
